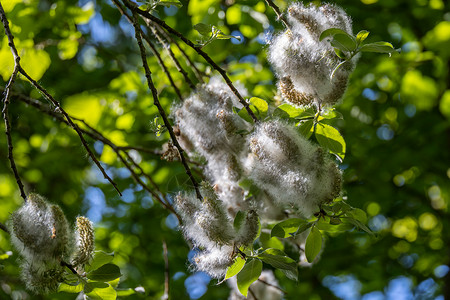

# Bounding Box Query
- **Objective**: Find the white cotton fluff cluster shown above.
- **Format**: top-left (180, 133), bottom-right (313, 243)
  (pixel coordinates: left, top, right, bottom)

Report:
top-left (228, 270), bottom-right (283, 300)
top-left (9, 194), bottom-right (95, 294)
top-left (244, 120), bottom-right (342, 218)
top-left (268, 2), bottom-right (358, 107)
top-left (175, 183), bottom-right (259, 278)
top-left (175, 77), bottom-right (251, 214)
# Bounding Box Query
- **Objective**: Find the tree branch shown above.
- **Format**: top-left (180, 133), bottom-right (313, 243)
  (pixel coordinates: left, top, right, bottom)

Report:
top-left (258, 278), bottom-right (286, 294)
top-left (0, 222), bottom-right (9, 234)
top-left (120, 0), bottom-right (259, 123)
top-left (264, 0), bottom-right (290, 29)
top-left (123, 8), bottom-right (203, 200)
top-left (113, 1), bottom-right (183, 101)
top-left (154, 23), bottom-right (205, 83)
top-left (0, 2), bottom-right (27, 201)
top-left (145, 19), bottom-right (196, 90)
top-left (0, 3), bottom-right (122, 197)
top-left (12, 92), bottom-right (182, 221)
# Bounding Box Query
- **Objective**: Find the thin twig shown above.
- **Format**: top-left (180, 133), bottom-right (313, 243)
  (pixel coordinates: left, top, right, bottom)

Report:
top-left (162, 240), bottom-right (170, 300)
top-left (0, 2), bottom-right (27, 201)
top-left (145, 36), bottom-right (183, 101)
top-left (264, 0), bottom-right (290, 29)
top-left (13, 93), bottom-right (182, 221)
top-left (146, 20), bottom-right (196, 89)
top-left (60, 261), bottom-right (78, 275)
top-left (125, 8), bottom-right (202, 200)
top-left (121, 0), bottom-right (259, 123)
top-left (114, 2), bottom-right (183, 101)
top-left (18, 69), bottom-right (122, 196)
top-left (0, 3), bottom-right (122, 197)
top-left (154, 24), bottom-right (204, 83)
top-left (0, 222), bottom-right (9, 234)
top-left (258, 278), bottom-right (287, 294)
top-left (248, 287), bottom-right (259, 300)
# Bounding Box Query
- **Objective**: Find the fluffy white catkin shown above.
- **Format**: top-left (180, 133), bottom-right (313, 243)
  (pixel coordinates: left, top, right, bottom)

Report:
top-left (243, 120), bottom-right (342, 218)
top-left (175, 77), bottom-right (251, 214)
top-left (268, 2), bottom-right (359, 107)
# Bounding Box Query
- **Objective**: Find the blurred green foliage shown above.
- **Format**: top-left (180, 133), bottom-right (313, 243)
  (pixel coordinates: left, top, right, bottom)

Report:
top-left (0, 0), bottom-right (449, 299)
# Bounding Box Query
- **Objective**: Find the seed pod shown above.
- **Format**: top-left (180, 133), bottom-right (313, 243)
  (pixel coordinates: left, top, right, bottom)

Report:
top-left (72, 216), bottom-right (95, 267)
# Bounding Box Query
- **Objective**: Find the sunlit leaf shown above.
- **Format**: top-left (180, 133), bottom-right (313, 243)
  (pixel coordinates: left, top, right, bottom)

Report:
top-left (305, 226), bottom-right (322, 263)
top-left (271, 218), bottom-right (308, 238)
top-left (225, 256), bottom-right (246, 279)
top-left (236, 259), bottom-right (262, 297)
top-left (315, 123), bottom-right (346, 160)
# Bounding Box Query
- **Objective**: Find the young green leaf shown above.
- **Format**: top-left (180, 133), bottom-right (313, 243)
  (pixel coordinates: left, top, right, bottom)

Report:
top-left (346, 218), bottom-right (375, 236)
top-left (359, 41), bottom-right (396, 54)
top-left (347, 208), bottom-right (368, 223)
top-left (319, 28), bottom-right (351, 41)
top-left (271, 218), bottom-right (308, 238)
top-left (87, 263), bottom-right (122, 282)
top-left (236, 259), bottom-right (262, 297)
top-left (356, 30), bottom-right (370, 45)
top-left (250, 97), bottom-right (268, 118)
top-left (58, 282), bottom-right (84, 293)
top-left (193, 23), bottom-right (212, 37)
top-left (157, 0), bottom-right (182, 7)
top-left (315, 123), bottom-right (346, 160)
top-left (86, 251), bottom-right (114, 272)
top-left (257, 249), bottom-right (298, 281)
top-left (291, 221), bottom-right (313, 237)
top-left (305, 226), bottom-right (322, 263)
top-left (116, 289), bottom-right (136, 296)
top-left (331, 33), bottom-right (357, 52)
top-left (85, 283), bottom-right (117, 300)
top-left (297, 119), bottom-right (314, 139)
top-left (225, 256), bottom-right (246, 279)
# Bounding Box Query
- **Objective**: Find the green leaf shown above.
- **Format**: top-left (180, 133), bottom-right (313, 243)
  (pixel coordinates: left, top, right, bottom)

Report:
top-left (237, 107), bottom-right (254, 123)
top-left (87, 264), bottom-right (122, 282)
top-left (116, 289), bottom-right (136, 296)
top-left (356, 30), bottom-right (370, 45)
top-left (86, 251), bottom-right (114, 272)
top-left (193, 23), bottom-right (212, 36)
top-left (225, 256), bottom-right (246, 279)
top-left (58, 282), bottom-right (84, 293)
top-left (292, 222), bottom-right (313, 237)
top-left (236, 259), bottom-right (262, 297)
top-left (250, 97), bottom-right (268, 118)
top-left (315, 123), bottom-right (346, 160)
top-left (334, 47), bottom-right (346, 59)
top-left (347, 208), bottom-right (368, 224)
top-left (331, 34), bottom-right (357, 52)
top-left (297, 119), bottom-right (314, 139)
top-left (316, 218), bottom-right (354, 232)
top-left (276, 103), bottom-right (308, 118)
top-left (85, 283), bottom-right (117, 300)
top-left (346, 218), bottom-right (374, 236)
top-left (257, 249), bottom-right (298, 281)
top-left (259, 231), bottom-right (285, 251)
top-left (359, 42), bottom-right (396, 54)
top-left (271, 218), bottom-right (308, 238)
top-left (157, 0), bottom-right (182, 7)
top-left (319, 28), bottom-right (350, 41)
top-left (234, 211), bottom-right (246, 230)
top-left (330, 217), bottom-right (342, 225)
top-left (321, 108), bottom-right (343, 120)
top-left (272, 107), bottom-right (291, 119)
top-left (305, 226), bottom-right (322, 263)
